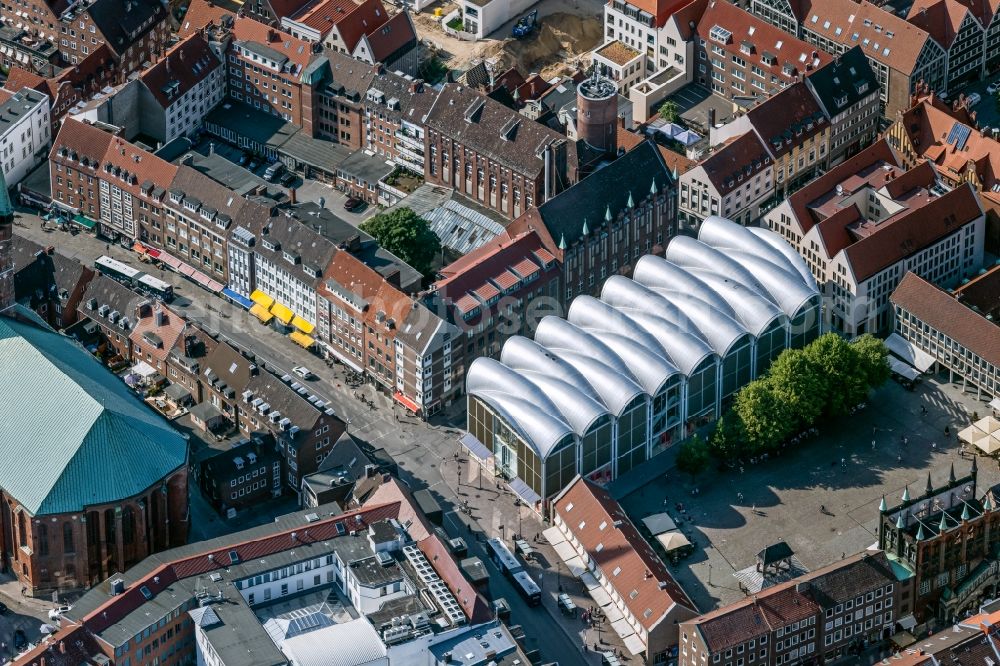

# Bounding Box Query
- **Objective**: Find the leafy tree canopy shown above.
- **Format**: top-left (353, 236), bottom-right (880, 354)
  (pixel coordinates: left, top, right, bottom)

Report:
top-left (360, 208), bottom-right (441, 280)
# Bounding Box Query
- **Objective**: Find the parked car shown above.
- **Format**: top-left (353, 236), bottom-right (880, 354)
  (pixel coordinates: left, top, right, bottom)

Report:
top-left (280, 172), bottom-right (297, 187)
top-left (48, 605), bottom-right (71, 621)
top-left (344, 197), bottom-right (364, 211)
top-left (247, 161), bottom-right (259, 172)
top-left (238, 153), bottom-right (250, 165)
top-left (13, 629), bottom-right (27, 651)
top-left (987, 81), bottom-right (1000, 95)
top-left (966, 92), bottom-right (982, 107)
top-left (292, 366), bottom-right (314, 380)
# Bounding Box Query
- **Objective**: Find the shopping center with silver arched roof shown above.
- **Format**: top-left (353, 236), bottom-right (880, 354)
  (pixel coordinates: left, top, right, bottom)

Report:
top-left (465, 216), bottom-right (822, 509)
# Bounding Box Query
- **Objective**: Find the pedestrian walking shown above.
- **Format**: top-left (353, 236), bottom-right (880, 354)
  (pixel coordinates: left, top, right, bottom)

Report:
top-left (841, 457), bottom-right (846, 467)
top-left (872, 439), bottom-right (876, 450)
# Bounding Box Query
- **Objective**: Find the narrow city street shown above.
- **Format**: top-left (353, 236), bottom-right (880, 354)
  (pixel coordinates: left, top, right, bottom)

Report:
top-left (12, 209), bottom-right (596, 665)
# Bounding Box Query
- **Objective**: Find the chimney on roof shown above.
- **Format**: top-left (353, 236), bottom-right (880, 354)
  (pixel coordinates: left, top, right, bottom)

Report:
top-left (268, 29), bottom-right (278, 42)
top-left (289, 187), bottom-right (297, 204)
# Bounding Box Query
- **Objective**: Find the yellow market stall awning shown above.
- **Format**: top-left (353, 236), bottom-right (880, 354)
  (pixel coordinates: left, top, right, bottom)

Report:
top-left (250, 290), bottom-right (274, 308)
top-left (250, 303), bottom-right (274, 323)
top-left (291, 315), bottom-right (315, 334)
top-left (270, 302), bottom-right (293, 324)
top-left (290, 330), bottom-right (315, 348)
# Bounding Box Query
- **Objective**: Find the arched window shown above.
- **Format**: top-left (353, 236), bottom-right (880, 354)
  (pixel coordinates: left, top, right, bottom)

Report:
top-left (63, 522), bottom-right (75, 554)
top-left (17, 513), bottom-right (26, 548)
top-left (122, 506), bottom-right (135, 546)
top-left (37, 523), bottom-right (49, 557)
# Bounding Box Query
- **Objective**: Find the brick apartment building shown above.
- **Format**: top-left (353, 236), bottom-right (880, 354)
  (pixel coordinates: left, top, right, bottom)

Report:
top-left (679, 130), bottom-right (774, 227)
top-left (313, 49), bottom-right (376, 148)
top-left (363, 67), bottom-right (438, 173)
top-left (423, 83), bottom-right (579, 221)
top-left (804, 46), bottom-right (880, 164)
top-left (0, 0), bottom-right (169, 74)
top-left (11, 236), bottom-right (93, 328)
top-left (713, 80), bottom-right (831, 196)
top-left (317, 247), bottom-right (463, 417)
top-left (679, 551), bottom-right (906, 666)
top-left (228, 18), bottom-right (321, 132)
top-left (432, 228), bottom-right (561, 360)
top-left (508, 139), bottom-right (677, 302)
top-left (693, 0), bottom-right (830, 102)
top-left (77, 273), bottom-right (143, 363)
top-left (752, 0), bottom-right (948, 120)
top-left (200, 434), bottom-right (283, 516)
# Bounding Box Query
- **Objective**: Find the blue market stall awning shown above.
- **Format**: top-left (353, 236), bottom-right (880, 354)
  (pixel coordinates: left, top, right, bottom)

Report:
top-left (460, 432), bottom-right (493, 463)
top-left (222, 288), bottom-right (254, 310)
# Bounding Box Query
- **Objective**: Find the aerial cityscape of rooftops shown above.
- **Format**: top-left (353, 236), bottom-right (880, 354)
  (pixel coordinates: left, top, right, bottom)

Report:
top-left (2, 0), bottom-right (1000, 662)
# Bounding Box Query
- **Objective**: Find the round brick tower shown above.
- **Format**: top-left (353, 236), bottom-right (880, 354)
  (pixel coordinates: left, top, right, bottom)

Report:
top-left (577, 69), bottom-right (619, 155)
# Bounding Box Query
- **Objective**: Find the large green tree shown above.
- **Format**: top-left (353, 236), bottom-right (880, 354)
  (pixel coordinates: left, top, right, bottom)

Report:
top-left (802, 333), bottom-right (869, 416)
top-left (767, 348), bottom-right (826, 430)
top-left (658, 100), bottom-right (679, 123)
top-left (733, 379), bottom-right (794, 454)
top-left (709, 412), bottom-right (745, 460)
top-left (360, 207), bottom-right (441, 279)
top-left (852, 334), bottom-right (891, 390)
top-left (675, 435), bottom-right (711, 476)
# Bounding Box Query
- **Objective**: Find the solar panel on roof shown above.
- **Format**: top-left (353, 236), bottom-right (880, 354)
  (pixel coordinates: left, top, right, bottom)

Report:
top-left (946, 122), bottom-right (972, 151)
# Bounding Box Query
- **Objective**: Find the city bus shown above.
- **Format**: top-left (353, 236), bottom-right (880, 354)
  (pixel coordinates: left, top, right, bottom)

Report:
top-left (95, 255), bottom-right (143, 287)
top-left (137, 273), bottom-right (174, 302)
top-left (486, 537), bottom-right (541, 606)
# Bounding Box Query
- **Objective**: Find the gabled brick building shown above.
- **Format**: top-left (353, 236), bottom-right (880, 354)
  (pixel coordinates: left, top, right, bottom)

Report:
top-left (422, 83), bottom-right (578, 221)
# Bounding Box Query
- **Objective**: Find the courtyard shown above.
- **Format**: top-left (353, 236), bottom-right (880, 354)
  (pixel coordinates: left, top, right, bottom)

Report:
top-left (619, 375), bottom-right (997, 613)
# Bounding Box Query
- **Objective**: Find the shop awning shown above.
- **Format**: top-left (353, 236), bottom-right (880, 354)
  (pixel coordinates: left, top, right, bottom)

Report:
top-left (291, 315), bottom-right (315, 334)
top-left (888, 356), bottom-right (921, 381)
top-left (250, 290), bottom-right (274, 309)
top-left (289, 330), bottom-right (315, 348)
top-left (72, 214), bottom-right (97, 229)
top-left (394, 391), bottom-right (420, 413)
top-left (622, 634), bottom-right (646, 657)
top-left (270, 302), bottom-right (293, 324)
top-left (250, 303), bottom-right (274, 323)
top-left (642, 513), bottom-right (678, 536)
top-left (222, 288), bottom-right (254, 310)
top-left (159, 253), bottom-right (184, 271)
top-left (656, 531), bottom-right (692, 552)
top-left (130, 361), bottom-right (157, 378)
top-left (885, 333), bottom-right (936, 373)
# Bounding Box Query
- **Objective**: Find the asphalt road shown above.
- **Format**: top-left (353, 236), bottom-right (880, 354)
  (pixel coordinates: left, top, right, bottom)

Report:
top-left (12, 212), bottom-right (590, 666)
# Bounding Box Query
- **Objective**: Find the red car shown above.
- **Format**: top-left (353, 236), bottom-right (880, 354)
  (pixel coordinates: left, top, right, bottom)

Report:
top-left (344, 197), bottom-right (364, 211)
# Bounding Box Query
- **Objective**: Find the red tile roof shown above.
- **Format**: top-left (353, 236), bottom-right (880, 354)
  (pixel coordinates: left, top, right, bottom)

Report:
top-left (129, 304), bottom-right (187, 363)
top-left (178, 0), bottom-right (235, 38)
top-left (620, 0), bottom-right (701, 28)
top-left (747, 82), bottom-right (827, 159)
top-left (785, 138), bottom-right (899, 235)
top-left (491, 270), bottom-right (520, 291)
top-left (697, 1), bottom-right (830, 85)
top-left (907, 0), bottom-right (972, 49)
top-left (897, 95), bottom-right (1000, 196)
top-left (362, 10), bottom-right (416, 62)
top-left (801, 0), bottom-right (933, 75)
top-left (471, 282), bottom-right (500, 302)
top-left (698, 131), bottom-right (771, 195)
top-left (554, 478), bottom-right (697, 632)
top-left (50, 118), bottom-right (117, 166)
top-left (104, 136), bottom-right (179, 191)
top-left (417, 535), bottom-right (492, 623)
top-left (510, 257), bottom-right (541, 279)
top-left (290, 0), bottom-right (388, 49)
top-left (844, 183), bottom-right (983, 281)
top-left (890, 271), bottom-right (1000, 367)
top-left (140, 33), bottom-right (221, 109)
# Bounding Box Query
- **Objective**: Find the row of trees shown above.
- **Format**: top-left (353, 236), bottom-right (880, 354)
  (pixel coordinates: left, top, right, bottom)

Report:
top-left (676, 333), bottom-right (891, 475)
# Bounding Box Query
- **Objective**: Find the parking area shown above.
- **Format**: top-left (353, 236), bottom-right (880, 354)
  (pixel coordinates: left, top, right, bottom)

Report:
top-left (184, 136), bottom-right (378, 226)
top-left (955, 73), bottom-right (1000, 133)
top-left (619, 375), bottom-right (996, 613)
